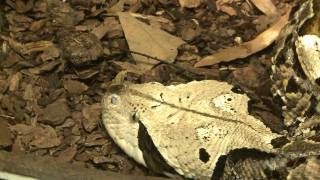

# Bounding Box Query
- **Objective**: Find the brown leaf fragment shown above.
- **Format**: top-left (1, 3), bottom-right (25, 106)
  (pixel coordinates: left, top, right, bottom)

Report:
top-left (21, 41), bottom-right (55, 54)
top-left (194, 7), bottom-right (291, 67)
top-left (92, 156), bottom-right (109, 164)
top-left (91, 17), bottom-right (123, 40)
top-left (250, 0), bottom-right (278, 16)
top-left (28, 125), bottom-right (61, 150)
top-left (82, 104), bottom-right (101, 132)
top-left (29, 19), bottom-right (47, 32)
top-left (41, 99), bottom-right (71, 126)
top-left (63, 79), bottom-right (88, 94)
top-left (179, 0), bottom-right (202, 8)
top-left (57, 145), bottom-right (78, 162)
top-left (220, 5), bottom-right (237, 16)
top-left (27, 60), bottom-right (61, 75)
top-left (8, 72), bottom-right (22, 92)
top-left (118, 12), bottom-right (185, 71)
top-left (0, 36), bottom-right (55, 55)
top-left (84, 132), bottom-right (106, 147)
top-left (40, 46), bottom-right (60, 61)
top-left (74, 69), bottom-right (99, 80)
top-left (111, 61), bottom-right (146, 75)
top-left (11, 124), bottom-right (61, 150)
top-left (0, 121), bottom-right (13, 148)
top-left (287, 157), bottom-right (320, 180)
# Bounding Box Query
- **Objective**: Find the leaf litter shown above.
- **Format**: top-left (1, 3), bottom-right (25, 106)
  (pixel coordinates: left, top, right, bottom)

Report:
top-left (118, 12), bottom-right (185, 71)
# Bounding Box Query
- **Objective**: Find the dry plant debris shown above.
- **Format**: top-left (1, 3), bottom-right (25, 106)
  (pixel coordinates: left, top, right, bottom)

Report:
top-left (194, 6), bottom-right (291, 67)
top-left (250, 0), bottom-right (278, 16)
top-left (118, 12), bottom-right (185, 71)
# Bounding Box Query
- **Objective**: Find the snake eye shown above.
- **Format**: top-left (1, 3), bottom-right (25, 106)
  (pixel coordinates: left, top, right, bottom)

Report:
top-left (110, 95), bottom-right (119, 105)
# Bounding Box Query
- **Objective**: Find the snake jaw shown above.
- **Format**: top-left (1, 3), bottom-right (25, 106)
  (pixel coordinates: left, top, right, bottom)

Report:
top-left (102, 93), bottom-right (146, 166)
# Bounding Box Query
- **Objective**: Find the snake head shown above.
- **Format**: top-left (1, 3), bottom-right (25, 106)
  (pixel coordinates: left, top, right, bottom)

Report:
top-left (102, 90), bottom-right (146, 166)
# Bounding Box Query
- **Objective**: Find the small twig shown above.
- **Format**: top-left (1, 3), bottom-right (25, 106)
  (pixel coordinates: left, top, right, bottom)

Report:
top-left (111, 47), bottom-right (220, 79)
top-left (0, 114), bottom-right (15, 120)
top-left (115, 47), bottom-right (170, 64)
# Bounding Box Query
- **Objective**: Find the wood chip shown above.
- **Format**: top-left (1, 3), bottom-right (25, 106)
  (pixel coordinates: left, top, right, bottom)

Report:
top-left (41, 99), bottom-right (71, 126)
top-left (82, 103), bottom-right (101, 132)
top-left (178, 0), bottom-right (203, 8)
top-left (0, 121), bottom-right (13, 147)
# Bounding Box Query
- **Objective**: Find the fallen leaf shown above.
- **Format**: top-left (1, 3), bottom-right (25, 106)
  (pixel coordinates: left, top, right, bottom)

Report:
top-left (250, 0), bottom-right (278, 16)
top-left (118, 12), bottom-right (185, 71)
top-left (130, 13), bottom-right (176, 32)
top-left (194, 7), bottom-right (291, 67)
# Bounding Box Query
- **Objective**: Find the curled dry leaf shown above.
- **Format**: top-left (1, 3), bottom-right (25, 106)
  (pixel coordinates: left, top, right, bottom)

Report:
top-left (0, 36), bottom-right (55, 55)
top-left (194, 7), bottom-right (291, 67)
top-left (250, 0), bottom-right (278, 16)
top-left (118, 12), bottom-right (185, 71)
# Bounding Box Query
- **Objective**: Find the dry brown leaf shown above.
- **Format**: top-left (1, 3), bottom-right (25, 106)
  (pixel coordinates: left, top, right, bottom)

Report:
top-left (0, 36), bottom-right (55, 55)
top-left (111, 61), bottom-right (146, 75)
top-left (194, 7), bottom-right (291, 67)
top-left (179, 0), bottom-right (202, 8)
top-left (9, 72), bottom-right (22, 92)
top-left (91, 17), bottom-right (122, 40)
top-left (118, 12), bottom-right (185, 71)
top-left (250, 0), bottom-right (278, 16)
top-left (220, 5), bottom-right (237, 16)
top-left (63, 79), bottom-right (89, 94)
